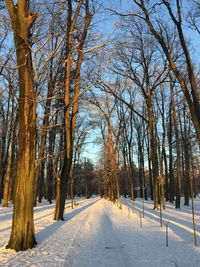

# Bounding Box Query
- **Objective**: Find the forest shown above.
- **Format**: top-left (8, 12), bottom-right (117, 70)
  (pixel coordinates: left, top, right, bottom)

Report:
top-left (0, 0), bottom-right (200, 266)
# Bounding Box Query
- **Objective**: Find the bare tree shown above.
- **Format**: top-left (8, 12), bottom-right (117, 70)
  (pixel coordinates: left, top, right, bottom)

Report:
top-left (131, 0), bottom-right (200, 142)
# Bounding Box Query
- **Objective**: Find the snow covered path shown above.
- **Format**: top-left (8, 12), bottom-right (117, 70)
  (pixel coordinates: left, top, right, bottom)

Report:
top-left (1, 198), bottom-right (200, 266)
top-left (66, 199), bottom-right (200, 267)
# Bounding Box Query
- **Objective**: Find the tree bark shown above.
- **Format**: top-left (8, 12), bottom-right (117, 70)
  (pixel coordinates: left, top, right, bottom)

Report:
top-left (6, 0), bottom-right (38, 251)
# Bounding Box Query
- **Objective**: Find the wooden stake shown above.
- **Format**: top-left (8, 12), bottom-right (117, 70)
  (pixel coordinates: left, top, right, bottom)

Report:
top-left (191, 177), bottom-right (197, 246)
top-left (140, 213), bottom-right (142, 228)
top-left (158, 177), bottom-right (163, 227)
top-left (142, 186), bottom-right (145, 218)
top-left (166, 222), bottom-right (169, 247)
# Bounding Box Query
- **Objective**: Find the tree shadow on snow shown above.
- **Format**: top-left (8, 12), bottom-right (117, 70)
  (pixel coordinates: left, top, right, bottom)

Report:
top-left (36, 199), bottom-right (99, 244)
top-left (124, 200), bottom-right (200, 245)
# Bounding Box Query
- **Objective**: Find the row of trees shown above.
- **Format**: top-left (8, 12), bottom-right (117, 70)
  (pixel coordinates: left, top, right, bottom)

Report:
top-left (0, 0), bottom-right (99, 251)
top-left (0, 0), bottom-right (199, 252)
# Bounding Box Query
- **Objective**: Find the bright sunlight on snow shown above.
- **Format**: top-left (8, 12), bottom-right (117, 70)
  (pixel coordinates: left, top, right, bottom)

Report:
top-left (0, 197), bottom-right (200, 267)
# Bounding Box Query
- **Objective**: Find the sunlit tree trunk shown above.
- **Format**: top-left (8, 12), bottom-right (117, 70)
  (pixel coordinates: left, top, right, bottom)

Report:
top-left (6, 0), bottom-right (38, 251)
top-left (54, 0), bottom-right (82, 220)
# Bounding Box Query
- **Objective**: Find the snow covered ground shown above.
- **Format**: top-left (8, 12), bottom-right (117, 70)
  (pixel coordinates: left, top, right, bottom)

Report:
top-left (0, 197), bottom-right (200, 266)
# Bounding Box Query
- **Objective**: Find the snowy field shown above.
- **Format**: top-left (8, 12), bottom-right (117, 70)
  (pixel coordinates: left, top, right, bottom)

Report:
top-left (0, 197), bottom-right (200, 267)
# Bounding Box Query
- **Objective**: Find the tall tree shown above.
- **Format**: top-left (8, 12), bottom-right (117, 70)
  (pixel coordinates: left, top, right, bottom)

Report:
top-left (54, 0), bottom-right (92, 220)
top-left (6, 0), bottom-right (38, 251)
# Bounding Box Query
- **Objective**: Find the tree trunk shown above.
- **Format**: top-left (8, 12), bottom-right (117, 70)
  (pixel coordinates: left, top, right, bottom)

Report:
top-left (46, 112), bottom-right (58, 204)
top-left (2, 112), bottom-right (18, 207)
top-left (168, 104), bottom-right (174, 203)
top-left (146, 131), bottom-right (153, 200)
top-left (146, 96), bottom-right (158, 209)
top-left (54, 0), bottom-right (91, 220)
top-left (157, 135), bottom-right (166, 209)
top-left (34, 83), bottom-right (54, 204)
top-left (170, 75), bottom-right (181, 209)
top-left (2, 147), bottom-right (12, 207)
top-left (182, 106), bottom-right (190, 206)
top-left (6, 0), bottom-right (38, 251)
